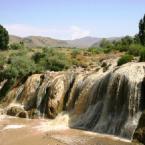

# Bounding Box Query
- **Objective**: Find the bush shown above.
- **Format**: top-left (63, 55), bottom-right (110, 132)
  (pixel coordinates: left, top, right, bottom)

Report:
top-left (10, 42), bottom-right (24, 50)
top-left (32, 52), bottom-right (45, 63)
top-left (88, 47), bottom-right (102, 54)
top-left (117, 54), bottom-right (133, 66)
top-left (32, 48), bottom-right (71, 71)
top-left (45, 56), bottom-right (69, 71)
top-left (140, 49), bottom-right (145, 62)
top-left (103, 48), bottom-right (112, 54)
top-left (128, 44), bottom-right (144, 56)
top-left (0, 55), bottom-right (6, 69)
top-left (71, 49), bottom-right (80, 58)
top-left (0, 55), bottom-right (37, 80)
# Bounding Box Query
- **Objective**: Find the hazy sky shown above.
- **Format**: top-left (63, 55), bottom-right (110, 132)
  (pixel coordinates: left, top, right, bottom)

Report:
top-left (1, 0), bottom-right (145, 39)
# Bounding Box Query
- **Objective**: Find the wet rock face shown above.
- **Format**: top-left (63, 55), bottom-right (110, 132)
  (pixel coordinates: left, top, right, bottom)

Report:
top-left (133, 111), bottom-right (145, 144)
top-left (1, 71), bottom-right (75, 119)
top-left (133, 76), bottom-right (145, 144)
top-left (19, 74), bottom-right (43, 109)
top-left (35, 72), bottom-right (75, 118)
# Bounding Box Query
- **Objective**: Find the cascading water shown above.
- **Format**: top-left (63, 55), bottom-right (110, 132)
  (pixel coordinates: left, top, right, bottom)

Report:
top-left (68, 63), bottom-right (145, 139)
top-left (0, 62), bottom-right (145, 140)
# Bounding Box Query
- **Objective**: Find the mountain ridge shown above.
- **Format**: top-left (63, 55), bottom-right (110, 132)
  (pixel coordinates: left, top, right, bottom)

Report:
top-left (9, 35), bottom-right (122, 48)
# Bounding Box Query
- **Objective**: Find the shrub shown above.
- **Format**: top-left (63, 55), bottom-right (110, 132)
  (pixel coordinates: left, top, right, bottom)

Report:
top-left (140, 49), bottom-right (145, 62)
top-left (10, 42), bottom-right (24, 50)
top-left (32, 48), bottom-right (71, 71)
top-left (88, 47), bottom-right (102, 54)
top-left (128, 44), bottom-right (144, 56)
top-left (0, 55), bottom-right (37, 80)
top-left (32, 52), bottom-right (45, 63)
top-left (71, 49), bottom-right (80, 58)
top-left (117, 54), bottom-right (133, 66)
top-left (45, 56), bottom-right (69, 71)
top-left (0, 55), bottom-right (6, 68)
top-left (103, 48), bottom-right (112, 54)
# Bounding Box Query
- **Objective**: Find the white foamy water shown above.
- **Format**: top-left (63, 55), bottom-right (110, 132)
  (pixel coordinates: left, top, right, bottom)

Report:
top-left (7, 103), bottom-right (24, 109)
top-left (0, 115), bottom-right (7, 120)
top-left (34, 113), bottom-right (69, 132)
top-left (0, 115), bottom-right (16, 121)
top-left (3, 125), bottom-right (25, 130)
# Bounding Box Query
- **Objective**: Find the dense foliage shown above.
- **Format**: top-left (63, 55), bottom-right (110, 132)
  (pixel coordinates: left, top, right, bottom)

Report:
top-left (0, 25), bottom-right (9, 50)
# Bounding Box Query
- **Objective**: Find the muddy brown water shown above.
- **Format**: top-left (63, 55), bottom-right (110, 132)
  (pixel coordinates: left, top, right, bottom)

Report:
top-left (0, 115), bottom-right (139, 145)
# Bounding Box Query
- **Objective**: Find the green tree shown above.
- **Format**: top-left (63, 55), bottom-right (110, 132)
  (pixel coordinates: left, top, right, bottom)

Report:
top-left (134, 34), bottom-right (140, 44)
top-left (121, 36), bottom-right (134, 46)
top-left (100, 38), bottom-right (112, 48)
top-left (0, 25), bottom-right (9, 50)
top-left (139, 14), bottom-right (145, 46)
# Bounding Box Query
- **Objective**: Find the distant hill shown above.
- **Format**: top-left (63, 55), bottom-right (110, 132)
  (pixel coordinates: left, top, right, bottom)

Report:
top-left (9, 35), bottom-right (122, 48)
top-left (10, 35), bottom-right (23, 44)
top-left (67, 37), bottom-right (102, 48)
top-left (9, 35), bottom-right (68, 48)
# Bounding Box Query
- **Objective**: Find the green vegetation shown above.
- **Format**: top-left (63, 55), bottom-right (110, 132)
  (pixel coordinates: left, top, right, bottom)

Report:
top-left (117, 54), bottom-right (133, 66)
top-left (9, 42), bottom-right (24, 50)
top-left (128, 44), bottom-right (144, 56)
top-left (88, 14), bottom-right (145, 61)
top-left (0, 25), bottom-right (9, 50)
top-left (32, 48), bottom-right (71, 71)
top-left (139, 14), bottom-right (145, 46)
top-left (0, 13), bottom-right (145, 82)
top-left (140, 49), bottom-right (145, 62)
top-left (71, 49), bottom-right (81, 58)
top-left (0, 50), bottom-right (35, 80)
top-left (0, 48), bottom-right (72, 81)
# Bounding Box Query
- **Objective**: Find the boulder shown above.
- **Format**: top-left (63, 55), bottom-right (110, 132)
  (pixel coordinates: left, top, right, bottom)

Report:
top-left (17, 111), bottom-right (28, 118)
top-left (6, 106), bottom-right (24, 117)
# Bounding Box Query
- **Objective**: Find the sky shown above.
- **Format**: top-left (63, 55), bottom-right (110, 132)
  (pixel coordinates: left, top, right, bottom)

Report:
top-left (0, 0), bottom-right (145, 40)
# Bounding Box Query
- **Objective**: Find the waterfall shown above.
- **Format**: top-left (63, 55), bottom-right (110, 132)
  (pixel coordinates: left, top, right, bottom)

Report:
top-left (0, 62), bottom-right (145, 139)
top-left (67, 63), bottom-right (145, 139)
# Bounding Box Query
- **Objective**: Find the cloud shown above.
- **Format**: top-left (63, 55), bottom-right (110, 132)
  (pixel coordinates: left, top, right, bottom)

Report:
top-left (4, 24), bottom-right (91, 40)
top-left (5, 24), bottom-right (57, 37)
top-left (70, 26), bottom-right (90, 40)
